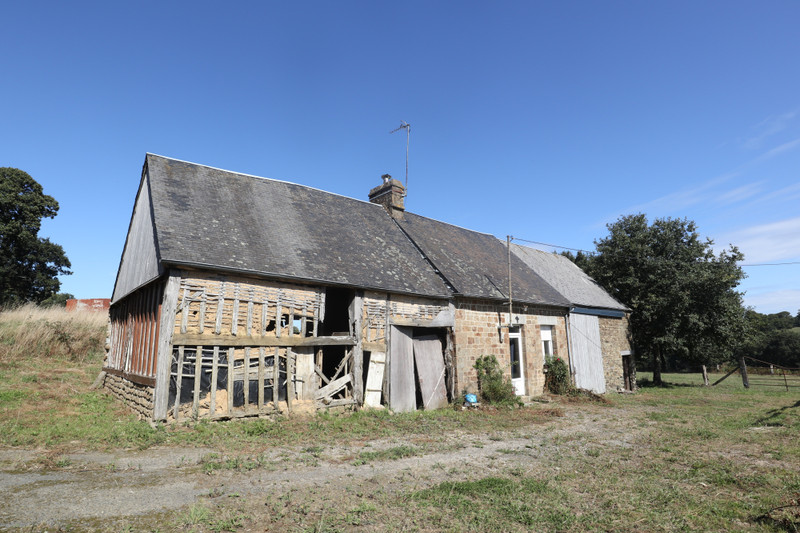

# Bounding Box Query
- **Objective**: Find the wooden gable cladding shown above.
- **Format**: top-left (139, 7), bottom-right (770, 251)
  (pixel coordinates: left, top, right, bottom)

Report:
top-left (105, 280), bottom-right (164, 387)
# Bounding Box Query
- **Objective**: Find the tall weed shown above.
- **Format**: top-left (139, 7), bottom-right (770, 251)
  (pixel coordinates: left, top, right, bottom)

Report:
top-left (0, 303), bottom-right (106, 362)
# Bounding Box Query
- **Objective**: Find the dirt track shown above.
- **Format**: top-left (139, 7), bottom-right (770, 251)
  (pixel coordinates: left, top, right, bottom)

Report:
top-left (0, 405), bottom-right (636, 531)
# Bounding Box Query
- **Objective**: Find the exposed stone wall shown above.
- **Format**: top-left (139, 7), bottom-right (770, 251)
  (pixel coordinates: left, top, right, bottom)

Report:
top-left (103, 372), bottom-right (154, 419)
top-left (453, 298), bottom-right (567, 396)
top-left (598, 314), bottom-right (632, 391)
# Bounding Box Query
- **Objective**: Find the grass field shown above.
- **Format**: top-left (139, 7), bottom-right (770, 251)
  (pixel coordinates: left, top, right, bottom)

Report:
top-left (1, 306), bottom-right (798, 531)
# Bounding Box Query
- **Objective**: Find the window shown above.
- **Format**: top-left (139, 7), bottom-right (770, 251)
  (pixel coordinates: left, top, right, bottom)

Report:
top-left (541, 325), bottom-right (553, 359)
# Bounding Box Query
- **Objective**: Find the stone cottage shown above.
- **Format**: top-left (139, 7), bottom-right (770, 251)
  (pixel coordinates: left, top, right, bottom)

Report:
top-left (104, 154), bottom-right (632, 421)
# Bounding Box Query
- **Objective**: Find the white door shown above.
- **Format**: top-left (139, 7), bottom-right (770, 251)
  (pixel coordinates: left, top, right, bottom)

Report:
top-left (509, 327), bottom-right (525, 395)
top-left (570, 313), bottom-right (606, 393)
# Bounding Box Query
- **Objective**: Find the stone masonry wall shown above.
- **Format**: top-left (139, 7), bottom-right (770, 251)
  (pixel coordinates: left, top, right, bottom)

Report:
top-left (598, 314), bottom-right (632, 391)
top-left (453, 298), bottom-right (567, 397)
top-left (103, 372), bottom-right (154, 419)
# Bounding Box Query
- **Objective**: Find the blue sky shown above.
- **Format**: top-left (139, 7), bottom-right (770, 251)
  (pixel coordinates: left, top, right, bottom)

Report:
top-left (2, 1), bottom-right (798, 314)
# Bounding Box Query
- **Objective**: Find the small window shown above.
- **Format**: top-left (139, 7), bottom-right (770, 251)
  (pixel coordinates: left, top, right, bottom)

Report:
top-left (541, 325), bottom-right (553, 359)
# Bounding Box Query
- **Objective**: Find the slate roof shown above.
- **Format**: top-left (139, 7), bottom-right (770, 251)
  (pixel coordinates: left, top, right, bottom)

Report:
top-left (145, 154), bottom-right (452, 298)
top-left (510, 243), bottom-right (628, 311)
top-left (395, 214), bottom-right (570, 307)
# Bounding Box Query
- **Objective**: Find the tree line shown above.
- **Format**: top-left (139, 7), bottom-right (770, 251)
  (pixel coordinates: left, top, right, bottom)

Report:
top-left (563, 214), bottom-right (798, 384)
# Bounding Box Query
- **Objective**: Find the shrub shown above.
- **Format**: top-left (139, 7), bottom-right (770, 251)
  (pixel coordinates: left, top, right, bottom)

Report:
top-left (474, 355), bottom-right (520, 405)
top-left (545, 355), bottom-right (572, 395)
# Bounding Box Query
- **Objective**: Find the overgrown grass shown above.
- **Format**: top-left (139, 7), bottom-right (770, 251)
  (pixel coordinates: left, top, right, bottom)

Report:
top-left (223, 373), bottom-right (799, 532)
top-left (0, 303), bottom-right (106, 362)
top-left (0, 305), bottom-right (564, 451)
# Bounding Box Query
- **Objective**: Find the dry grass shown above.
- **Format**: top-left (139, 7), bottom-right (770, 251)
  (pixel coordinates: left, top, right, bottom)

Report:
top-left (0, 303), bottom-right (107, 362)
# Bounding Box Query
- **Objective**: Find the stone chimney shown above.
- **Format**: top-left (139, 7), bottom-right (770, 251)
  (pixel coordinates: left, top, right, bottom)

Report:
top-left (368, 174), bottom-right (406, 219)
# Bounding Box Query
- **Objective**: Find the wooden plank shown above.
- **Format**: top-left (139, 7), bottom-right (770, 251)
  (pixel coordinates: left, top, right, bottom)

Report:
top-left (363, 342), bottom-right (387, 353)
top-left (301, 302), bottom-right (307, 337)
top-left (215, 282), bottom-right (225, 334)
top-left (101, 367), bottom-right (157, 388)
top-left (193, 345), bottom-right (203, 418)
top-left (258, 347), bottom-right (265, 410)
top-left (312, 305), bottom-right (319, 337)
top-left (231, 284), bottom-right (240, 336)
top-left (173, 345), bottom-right (185, 420)
top-left (171, 333), bottom-right (357, 347)
top-left (351, 292), bottom-right (364, 407)
top-left (210, 346), bottom-right (219, 415)
top-left (275, 297), bottom-right (282, 338)
top-left (295, 348), bottom-right (315, 400)
top-left (412, 335), bottom-right (448, 410)
top-left (316, 398), bottom-right (357, 408)
top-left (261, 298), bottom-right (268, 335)
top-left (315, 374), bottom-right (351, 400)
top-left (331, 351), bottom-right (352, 382)
top-left (315, 364), bottom-right (331, 385)
top-left (273, 348), bottom-right (280, 408)
top-left (180, 287), bottom-right (189, 334)
top-left (364, 351), bottom-right (386, 407)
top-left (153, 272), bottom-right (181, 421)
top-left (243, 347), bottom-right (250, 410)
top-left (389, 307), bottom-right (454, 328)
top-left (287, 349), bottom-right (294, 413)
top-left (227, 347), bottom-right (234, 414)
top-left (143, 287), bottom-right (154, 377)
top-left (198, 288), bottom-right (206, 334)
top-left (389, 325), bottom-right (415, 412)
top-left (246, 292), bottom-right (254, 336)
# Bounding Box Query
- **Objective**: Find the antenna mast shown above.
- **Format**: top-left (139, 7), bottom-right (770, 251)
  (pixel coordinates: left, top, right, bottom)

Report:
top-left (390, 121), bottom-right (410, 193)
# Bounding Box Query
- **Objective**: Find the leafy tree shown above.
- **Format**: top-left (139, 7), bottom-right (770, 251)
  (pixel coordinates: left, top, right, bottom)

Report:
top-left (761, 329), bottom-right (800, 368)
top-left (0, 168), bottom-right (71, 306)
top-left (40, 292), bottom-right (75, 308)
top-left (560, 250), bottom-right (594, 272)
top-left (583, 214), bottom-right (746, 385)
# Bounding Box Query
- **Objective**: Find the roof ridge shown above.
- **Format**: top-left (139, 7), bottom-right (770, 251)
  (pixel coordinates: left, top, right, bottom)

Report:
top-left (145, 153), bottom-right (385, 209)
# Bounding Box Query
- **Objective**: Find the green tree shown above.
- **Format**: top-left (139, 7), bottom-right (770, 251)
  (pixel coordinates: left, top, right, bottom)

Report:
top-left (585, 214), bottom-right (746, 385)
top-left (40, 292), bottom-right (75, 308)
top-left (0, 168), bottom-right (71, 306)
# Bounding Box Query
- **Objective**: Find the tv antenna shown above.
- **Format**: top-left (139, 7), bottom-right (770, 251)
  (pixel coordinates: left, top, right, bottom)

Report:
top-left (390, 121), bottom-right (410, 193)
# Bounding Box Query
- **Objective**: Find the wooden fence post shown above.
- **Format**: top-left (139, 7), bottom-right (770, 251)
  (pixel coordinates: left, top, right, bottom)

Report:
top-left (739, 357), bottom-right (750, 389)
top-left (702, 365), bottom-right (709, 386)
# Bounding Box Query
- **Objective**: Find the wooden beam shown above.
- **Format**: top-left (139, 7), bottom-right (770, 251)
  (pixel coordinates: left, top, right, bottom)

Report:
top-left (363, 342), bottom-right (387, 353)
top-left (315, 374), bottom-right (351, 400)
top-left (153, 271), bottom-right (181, 421)
top-left (350, 292), bottom-right (364, 407)
top-left (171, 333), bottom-right (357, 348)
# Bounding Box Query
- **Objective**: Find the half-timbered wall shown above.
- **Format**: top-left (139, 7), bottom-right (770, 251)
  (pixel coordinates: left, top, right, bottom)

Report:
top-left (164, 271), bottom-right (362, 421)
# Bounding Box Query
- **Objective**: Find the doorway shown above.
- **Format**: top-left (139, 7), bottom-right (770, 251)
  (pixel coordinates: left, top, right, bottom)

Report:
top-left (509, 327), bottom-right (525, 396)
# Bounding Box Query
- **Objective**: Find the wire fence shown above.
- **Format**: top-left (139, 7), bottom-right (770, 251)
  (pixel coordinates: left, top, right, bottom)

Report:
top-left (742, 357), bottom-right (800, 391)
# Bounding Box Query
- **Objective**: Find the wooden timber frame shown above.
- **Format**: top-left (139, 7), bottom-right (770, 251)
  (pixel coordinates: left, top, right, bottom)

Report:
top-left (107, 269), bottom-right (456, 422)
top-left (148, 269), bottom-right (371, 422)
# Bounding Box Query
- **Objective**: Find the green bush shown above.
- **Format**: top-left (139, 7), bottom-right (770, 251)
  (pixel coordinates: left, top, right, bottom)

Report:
top-left (545, 355), bottom-right (572, 395)
top-left (474, 355), bottom-right (520, 405)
